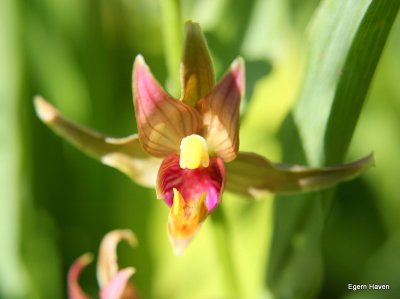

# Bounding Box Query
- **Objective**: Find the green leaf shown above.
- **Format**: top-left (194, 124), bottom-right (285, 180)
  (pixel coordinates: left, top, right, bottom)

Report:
top-left (159, 0), bottom-right (182, 97)
top-left (266, 0), bottom-right (400, 297)
top-left (294, 0), bottom-right (400, 166)
top-left (34, 96), bottom-right (161, 187)
top-left (0, 0), bottom-right (30, 297)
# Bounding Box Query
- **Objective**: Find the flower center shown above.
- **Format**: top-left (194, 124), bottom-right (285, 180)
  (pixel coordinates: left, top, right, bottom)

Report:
top-left (179, 134), bottom-right (209, 169)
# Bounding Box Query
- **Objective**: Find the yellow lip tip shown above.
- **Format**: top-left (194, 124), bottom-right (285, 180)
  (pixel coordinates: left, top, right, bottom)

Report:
top-left (172, 188), bottom-right (184, 215)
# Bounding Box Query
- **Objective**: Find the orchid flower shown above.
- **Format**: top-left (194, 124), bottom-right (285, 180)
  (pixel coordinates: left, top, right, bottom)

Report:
top-left (68, 229), bottom-right (139, 299)
top-left (34, 21), bottom-right (373, 254)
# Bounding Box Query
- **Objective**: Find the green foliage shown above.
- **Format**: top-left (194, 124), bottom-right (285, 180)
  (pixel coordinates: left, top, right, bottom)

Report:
top-left (0, 0), bottom-right (399, 298)
top-left (268, 0), bottom-right (400, 298)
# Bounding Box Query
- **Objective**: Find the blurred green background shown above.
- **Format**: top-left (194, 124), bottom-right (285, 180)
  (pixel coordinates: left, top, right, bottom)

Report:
top-left (1, 0), bottom-right (399, 298)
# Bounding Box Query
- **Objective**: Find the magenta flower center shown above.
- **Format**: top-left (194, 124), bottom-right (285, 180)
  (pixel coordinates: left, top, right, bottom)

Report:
top-left (157, 154), bottom-right (225, 211)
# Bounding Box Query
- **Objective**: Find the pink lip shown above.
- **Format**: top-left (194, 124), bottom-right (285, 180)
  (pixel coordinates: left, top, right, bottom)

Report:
top-left (157, 154), bottom-right (225, 211)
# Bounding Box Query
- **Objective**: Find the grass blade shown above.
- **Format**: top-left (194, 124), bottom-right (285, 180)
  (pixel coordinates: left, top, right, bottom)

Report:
top-left (267, 0), bottom-right (400, 298)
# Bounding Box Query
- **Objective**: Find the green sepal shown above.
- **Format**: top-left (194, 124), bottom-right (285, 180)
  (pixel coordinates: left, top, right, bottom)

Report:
top-left (225, 152), bottom-right (374, 198)
top-left (34, 96), bottom-right (160, 187)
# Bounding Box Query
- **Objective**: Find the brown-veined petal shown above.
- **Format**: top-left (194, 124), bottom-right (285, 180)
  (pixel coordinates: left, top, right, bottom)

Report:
top-left (199, 57), bottom-right (245, 162)
top-left (97, 230), bottom-right (137, 288)
top-left (68, 253), bottom-right (94, 299)
top-left (180, 21), bottom-right (215, 107)
top-left (133, 55), bottom-right (202, 157)
top-left (225, 152), bottom-right (374, 198)
top-left (34, 96), bottom-right (161, 187)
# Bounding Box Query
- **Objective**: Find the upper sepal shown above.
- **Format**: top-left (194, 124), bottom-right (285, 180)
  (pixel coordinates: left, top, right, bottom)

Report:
top-left (180, 21), bottom-right (215, 107)
top-left (133, 55), bottom-right (202, 157)
top-left (199, 57), bottom-right (245, 162)
top-left (225, 152), bottom-right (374, 198)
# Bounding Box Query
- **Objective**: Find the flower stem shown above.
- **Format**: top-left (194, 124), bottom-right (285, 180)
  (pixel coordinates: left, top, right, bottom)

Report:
top-left (211, 208), bottom-right (242, 299)
top-left (159, 0), bottom-right (182, 97)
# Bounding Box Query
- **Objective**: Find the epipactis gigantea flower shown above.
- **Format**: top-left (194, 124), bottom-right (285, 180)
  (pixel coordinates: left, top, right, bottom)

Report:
top-left (34, 21), bottom-right (374, 254)
top-left (68, 229), bottom-right (139, 299)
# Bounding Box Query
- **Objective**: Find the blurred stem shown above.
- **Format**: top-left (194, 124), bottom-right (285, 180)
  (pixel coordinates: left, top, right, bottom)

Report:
top-left (0, 0), bottom-right (28, 297)
top-left (211, 208), bottom-right (242, 299)
top-left (159, 0), bottom-right (182, 97)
